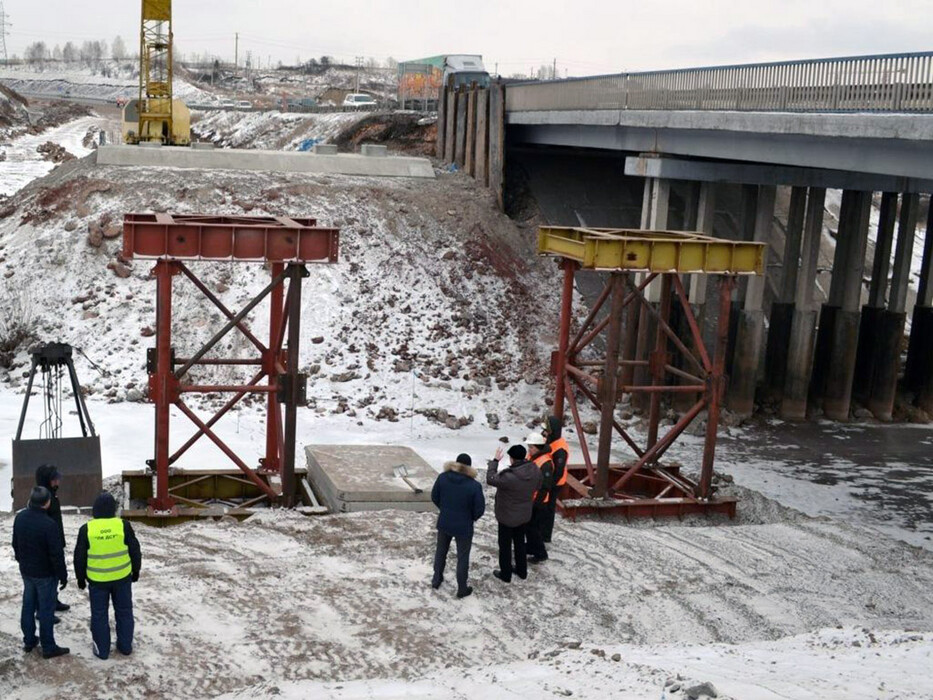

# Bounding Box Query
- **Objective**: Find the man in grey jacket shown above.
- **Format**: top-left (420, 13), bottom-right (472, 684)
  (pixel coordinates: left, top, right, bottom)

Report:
top-left (486, 444), bottom-right (542, 583)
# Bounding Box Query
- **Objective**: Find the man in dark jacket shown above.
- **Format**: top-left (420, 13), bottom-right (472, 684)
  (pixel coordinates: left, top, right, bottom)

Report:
top-left (74, 492), bottom-right (142, 659)
top-left (12, 486), bottom-right (70, 659)
top-left (35, 464), bottom-right (69, 614)
top-left (431, 453), bottom-right (485, 599)
top-left (486, 443), bottom-right (542, 583)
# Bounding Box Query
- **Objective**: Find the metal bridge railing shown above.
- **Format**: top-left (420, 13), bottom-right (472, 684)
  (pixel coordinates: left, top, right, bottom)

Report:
top-left (505, 51), bottom-right (933, 114)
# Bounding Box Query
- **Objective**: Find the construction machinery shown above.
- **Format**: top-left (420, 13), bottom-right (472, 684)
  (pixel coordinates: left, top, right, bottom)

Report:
top-left (123, 0), bottom-right (190, 145)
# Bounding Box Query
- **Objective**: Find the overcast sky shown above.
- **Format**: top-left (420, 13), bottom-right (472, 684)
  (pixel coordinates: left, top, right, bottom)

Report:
top-left (4, 0), bottom-right (931, 75)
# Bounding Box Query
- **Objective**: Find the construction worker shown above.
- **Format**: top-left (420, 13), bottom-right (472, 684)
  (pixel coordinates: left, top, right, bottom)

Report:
top-left (486, 443), bottom-right (541, 583)
top-left (35, 465), bottom-right (69, 618)
top-left (12, 486), bottom-right (69, 659)
top-left (524, 432), bottom-right (554, 564)
top-left (74, 492), bottom-right (142, 659)
top-left (540, 416), bottom-right (570, 543)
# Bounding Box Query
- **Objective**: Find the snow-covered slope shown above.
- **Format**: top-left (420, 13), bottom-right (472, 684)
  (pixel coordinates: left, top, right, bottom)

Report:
top-left (0, 155), bottom-right (558, 428)
top-left (192, 109), bottom-right (366, 149)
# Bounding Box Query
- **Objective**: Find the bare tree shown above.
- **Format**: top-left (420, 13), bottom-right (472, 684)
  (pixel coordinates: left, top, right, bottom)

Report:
top-left (62, 41), bottom-right (77, 63)
top-left (112, 35), bottom-right (127, 61)
top-left (385, 56), bottom-right (398, 71)
top-left (24, 42), bottom-right (49, 65)
top-left (52, 45), bottom-right (62, 62)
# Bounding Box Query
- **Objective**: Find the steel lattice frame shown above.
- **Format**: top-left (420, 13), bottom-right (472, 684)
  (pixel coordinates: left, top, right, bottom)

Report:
top-left (138, 0), bottom-right (173, 143)
top-left (540, 226), bottom-right (766, 519)
top-left (123, 214), bottom-right (339, 515)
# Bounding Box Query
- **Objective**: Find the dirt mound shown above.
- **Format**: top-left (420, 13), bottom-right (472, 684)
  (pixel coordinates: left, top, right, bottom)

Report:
top-left (333, 113), bottom-right (437, 156)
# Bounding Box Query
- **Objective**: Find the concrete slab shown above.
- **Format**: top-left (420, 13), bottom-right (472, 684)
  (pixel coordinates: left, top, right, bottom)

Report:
top-left (96, 145), bottom-right (435, 179)
top-left (305, 444), bottom-right (437, 513)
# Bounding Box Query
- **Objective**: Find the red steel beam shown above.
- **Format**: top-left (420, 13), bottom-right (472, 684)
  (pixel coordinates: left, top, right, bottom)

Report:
top-left (123, 213), bottom-right (339, 263)
top-left (569, 373), bottom-right (645, 458)
top-left (647, 275), bottom-right (673, 449)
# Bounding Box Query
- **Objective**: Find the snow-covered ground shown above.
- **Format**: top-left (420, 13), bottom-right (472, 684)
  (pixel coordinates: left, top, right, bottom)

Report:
top-left (0, 114), bottom-right (112, 196)
top-left (0, 65), bottom-right (215, 105)
top-left (191, 109), bottom-right (367, 149)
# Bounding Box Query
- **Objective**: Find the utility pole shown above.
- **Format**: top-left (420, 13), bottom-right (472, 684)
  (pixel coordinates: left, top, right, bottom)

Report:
top-left (0, 2), bottom-right (10, 63)
top-left (234, 32), bottom-right (238, 75)
top-left (552, 58), bottom-right (557, 80)
top-left (355, 56), bottom-right (363, 92)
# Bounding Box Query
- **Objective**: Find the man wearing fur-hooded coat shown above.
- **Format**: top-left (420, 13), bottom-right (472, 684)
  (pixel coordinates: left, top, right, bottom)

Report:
top-left (430, 453), bottom-right (485, 599)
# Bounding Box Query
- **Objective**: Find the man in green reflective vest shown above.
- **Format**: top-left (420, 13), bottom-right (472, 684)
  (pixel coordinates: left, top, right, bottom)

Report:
top-left (73, 492), bottom-right (142, 659)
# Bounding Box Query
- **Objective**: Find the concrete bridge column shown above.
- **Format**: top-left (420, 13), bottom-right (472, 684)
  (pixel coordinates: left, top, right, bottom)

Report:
top-left (868, 193), bottom-right (918, 419)
top-left (906, 202), bottom-right (933, 412)
top-left (764, 186), bottom-right (806, 399)
top-left (781, 188), bottom-right (826, 419)
top-left (632, 177), bottom-right (671, 409)
top-left (853, 192), bottom-right (898, 404)
top-left (728, 185), bottom-right (775, 417)
top-left (822, 190), bottom-right (872, 421)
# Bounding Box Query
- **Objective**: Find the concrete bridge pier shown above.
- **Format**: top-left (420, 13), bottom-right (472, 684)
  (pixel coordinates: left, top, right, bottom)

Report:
top-left (853, 192), bottom-right (898, 405)
top-left (764, 186), bottom-right (807, 400)
top-left (867, 194), bottom-right (918, 419)
top-left (632, 177), bottom-right (671, 411)
top-left (820, 190), bottom-right (872, 421)
top-left (727, 185), bottom-right (775, 417)
top-left (906, 205), bottom-right (933, 413)
top-left (781, 188), bottom-right (826, 420)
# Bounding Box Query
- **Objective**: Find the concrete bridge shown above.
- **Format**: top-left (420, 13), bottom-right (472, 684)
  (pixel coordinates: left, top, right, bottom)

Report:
top-left (437, 51), bottom-right (933, 422)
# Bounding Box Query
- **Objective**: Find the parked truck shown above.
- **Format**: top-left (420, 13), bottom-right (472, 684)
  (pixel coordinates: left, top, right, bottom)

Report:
top-left (397, 55), bottom-right (490, 110)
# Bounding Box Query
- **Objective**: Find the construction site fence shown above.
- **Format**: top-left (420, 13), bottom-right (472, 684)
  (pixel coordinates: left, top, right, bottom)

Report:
top-left (505, 51), bottom-right (933, 113)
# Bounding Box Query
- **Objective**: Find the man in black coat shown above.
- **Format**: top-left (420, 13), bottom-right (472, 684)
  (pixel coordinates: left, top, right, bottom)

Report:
top-left (430, 453), bottom-right (485, 599)
top-left (35, 464), bottom-right (69, 614)
top-left (486, 443), bottom-right (542, 583)
top-left (74, 491), bottom-right (142, 659)
top-left (11, 486), bottom-right (70, 659)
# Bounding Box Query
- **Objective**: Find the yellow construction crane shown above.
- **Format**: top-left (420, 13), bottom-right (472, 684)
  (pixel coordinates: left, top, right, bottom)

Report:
top-left (123, 0), bottom-right (190, 145)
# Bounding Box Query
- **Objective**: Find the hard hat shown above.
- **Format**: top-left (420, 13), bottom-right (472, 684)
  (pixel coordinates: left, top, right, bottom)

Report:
top-left (525, 432), bottom-right (547, 446)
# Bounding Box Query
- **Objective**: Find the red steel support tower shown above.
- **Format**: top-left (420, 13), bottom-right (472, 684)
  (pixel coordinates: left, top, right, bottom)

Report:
top-left (123, 214), bottom-right (339, 514)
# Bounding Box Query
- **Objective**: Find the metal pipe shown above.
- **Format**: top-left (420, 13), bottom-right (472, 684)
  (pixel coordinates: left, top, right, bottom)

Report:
top-left (282, 263), bottom-right (305, 506)
top-left (699, 276), bottom-right (735, 498)
top-left (553, 260), bottom-right (577, 417)
top-left (266, 262), bottom-right (285, 473)
top-left (153, 260), bottom-right (175, 509)
top-left (647, 275), bottom-right (673, 448)
top-left (564, 378), bottom-right (595, 483)
top-left (15, 357), bottom-right (38, 441)
top-left (594, 274), bottom-right (626, 498)
top-left (179, 385), bottom-right (277, 393)
top-left (173, 358), bottom-right (264, 366)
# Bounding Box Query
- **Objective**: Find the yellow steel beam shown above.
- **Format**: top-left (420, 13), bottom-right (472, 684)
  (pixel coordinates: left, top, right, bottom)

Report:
top-left (537, 226), bottom-right (765, 275)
